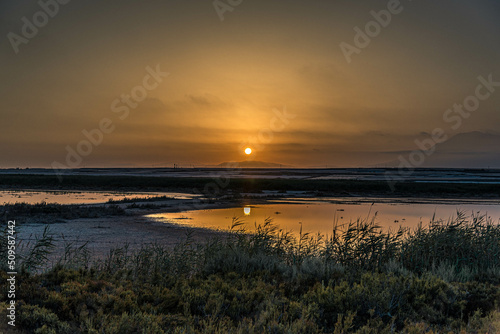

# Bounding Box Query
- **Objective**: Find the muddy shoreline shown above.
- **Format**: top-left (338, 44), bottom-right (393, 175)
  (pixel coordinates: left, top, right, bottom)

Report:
top-left (11, 198), bottom-right (242, 262)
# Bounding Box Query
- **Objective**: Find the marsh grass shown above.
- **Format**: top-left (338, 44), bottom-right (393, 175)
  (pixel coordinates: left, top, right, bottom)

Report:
top-left (2, 212), bottom-right (499, 333)
top-left (107, 195), bottom-right (175, 204)
top-left (0, 202), bottom-right (125, 221)
top-left (0, 225), bottom-right (55, 273)
top-left (400, 211), bottom-right (500, 282)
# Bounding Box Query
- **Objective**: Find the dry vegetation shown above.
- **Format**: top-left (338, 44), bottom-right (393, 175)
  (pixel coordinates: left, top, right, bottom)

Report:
top-left (1, 212), bottom-right (499, 333)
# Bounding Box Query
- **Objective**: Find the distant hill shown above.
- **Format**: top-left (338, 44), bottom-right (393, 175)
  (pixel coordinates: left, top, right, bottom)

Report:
top-left (436, 131), bottom-right (500, 153)
top-left (427, 131), bottom-right (500, 167)
top-left (375, 131), bottom-right (500, 168)
top-left (217, 161), bottom-right (291, 168)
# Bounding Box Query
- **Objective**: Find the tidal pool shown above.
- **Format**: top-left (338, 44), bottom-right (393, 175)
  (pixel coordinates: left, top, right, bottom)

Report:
top-left (147, 198), bottom-right (500, 236)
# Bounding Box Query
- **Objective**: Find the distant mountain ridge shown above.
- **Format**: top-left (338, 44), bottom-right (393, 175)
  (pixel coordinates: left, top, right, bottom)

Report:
top-left (374, 131), bottom-right (500, 168)
top-left (217, 160), bottom-right (291, 168)
top-left (436, 131), bottom-right (500, 153)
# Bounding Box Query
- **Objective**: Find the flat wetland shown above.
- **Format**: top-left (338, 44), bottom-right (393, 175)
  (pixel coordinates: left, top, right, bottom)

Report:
top-left (1, 169), bottom-right (500, 258)
top-left (1, 168), bottom-right (500, 333)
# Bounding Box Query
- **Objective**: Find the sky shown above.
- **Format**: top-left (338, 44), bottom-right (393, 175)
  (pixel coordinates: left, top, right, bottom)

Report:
top-left (1, 0), bottom-right (500, 168)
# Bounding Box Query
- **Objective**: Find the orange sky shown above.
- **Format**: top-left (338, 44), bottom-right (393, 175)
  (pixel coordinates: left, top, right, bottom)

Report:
top-left (1, 0), bottom-right (500, 168)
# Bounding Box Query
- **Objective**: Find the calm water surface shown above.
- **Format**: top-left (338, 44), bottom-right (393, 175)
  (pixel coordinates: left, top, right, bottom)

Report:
top-left (147, 198), bottom-right (500, 235)
top-left (0, 190), bottom-right (197, 205)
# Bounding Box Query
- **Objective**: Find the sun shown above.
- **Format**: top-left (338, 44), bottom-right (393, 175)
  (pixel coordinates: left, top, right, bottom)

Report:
top-left (244, 148), bottom-right (252, 155)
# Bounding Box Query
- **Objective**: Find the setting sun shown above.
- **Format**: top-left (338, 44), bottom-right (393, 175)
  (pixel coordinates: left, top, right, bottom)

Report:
top-left (245, 148), bottom-right (252, 155)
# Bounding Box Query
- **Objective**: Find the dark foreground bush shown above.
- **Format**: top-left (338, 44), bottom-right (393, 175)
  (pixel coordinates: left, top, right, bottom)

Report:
top-left (0, 213), bottom-right (499, 333)
top-left (0, 202), bottom-right (125, 221)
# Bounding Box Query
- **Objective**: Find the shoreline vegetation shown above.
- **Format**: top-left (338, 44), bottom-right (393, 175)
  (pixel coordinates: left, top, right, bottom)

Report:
top-left (1, 174), bottom-right (500, 199)
top-left (1, 172), bottom-right (499, 333)
top-left (1, 213), bottom-right (500, 333)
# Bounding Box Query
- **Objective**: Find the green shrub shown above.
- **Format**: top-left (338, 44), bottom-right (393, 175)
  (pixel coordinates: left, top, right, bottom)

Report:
top-left (18, 304), bottom-right (71, 333)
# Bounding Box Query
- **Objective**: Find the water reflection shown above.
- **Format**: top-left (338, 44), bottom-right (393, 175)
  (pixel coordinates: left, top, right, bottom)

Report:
top-left (147, 199), bottom-right (500, 236)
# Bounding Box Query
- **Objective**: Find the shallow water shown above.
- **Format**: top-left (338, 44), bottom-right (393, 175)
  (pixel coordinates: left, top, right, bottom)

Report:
top-left (0, 190), bottom-right (196, 205)
top-left (147, 198), bottom-right (500, 235)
